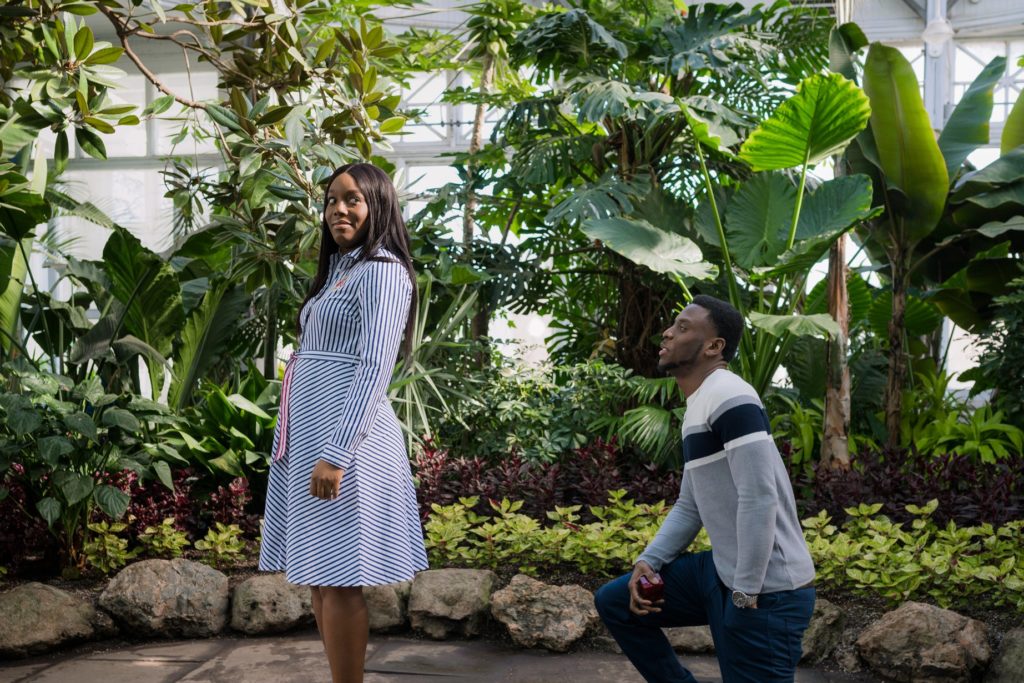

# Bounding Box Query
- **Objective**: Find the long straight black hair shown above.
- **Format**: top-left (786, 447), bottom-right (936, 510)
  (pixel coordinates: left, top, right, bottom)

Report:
top-left (296, 163), bottom-right (417, 360)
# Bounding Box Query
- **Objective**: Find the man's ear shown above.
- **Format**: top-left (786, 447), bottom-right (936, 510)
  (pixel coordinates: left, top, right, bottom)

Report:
top-left (706, 337), bottom-right (726, 357)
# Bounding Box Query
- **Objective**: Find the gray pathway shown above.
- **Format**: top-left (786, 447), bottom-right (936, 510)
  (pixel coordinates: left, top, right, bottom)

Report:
top-left (0, 630), bottom-right (877, 682)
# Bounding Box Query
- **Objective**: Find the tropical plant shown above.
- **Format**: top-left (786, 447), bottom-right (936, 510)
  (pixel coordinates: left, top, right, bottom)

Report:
top-left (0, 360), bottom-right (179, 572)
top-left (964, 274), bottom-right (1024, 428)
top-left (837, 35), bottom-right (1024, 449)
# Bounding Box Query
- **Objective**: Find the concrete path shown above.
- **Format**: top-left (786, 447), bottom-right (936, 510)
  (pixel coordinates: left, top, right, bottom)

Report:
top-left (0, 629), bottom-right (876, 682)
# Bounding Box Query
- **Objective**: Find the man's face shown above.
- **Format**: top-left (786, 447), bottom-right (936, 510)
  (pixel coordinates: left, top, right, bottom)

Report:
top-left (657, 304), bottom-right (717, 374)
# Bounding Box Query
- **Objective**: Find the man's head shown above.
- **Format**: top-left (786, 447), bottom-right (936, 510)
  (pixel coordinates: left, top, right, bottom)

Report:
top-left (657, 295), bottom-right (743, 375)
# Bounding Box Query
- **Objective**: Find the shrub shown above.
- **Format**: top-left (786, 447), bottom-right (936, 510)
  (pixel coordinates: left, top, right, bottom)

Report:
top-left (195, 522), bottom-right (247, 568)
top-left (83, 521), bottom-right (140, 575)
top-left (138, 518), bottom-right (191, 559)
top-left (413, 439), bottom-right (680, 522)
top-left (804, 447), bottom-right (1024, 527)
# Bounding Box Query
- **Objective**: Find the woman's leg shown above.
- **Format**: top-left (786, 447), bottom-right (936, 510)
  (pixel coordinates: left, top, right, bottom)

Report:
top-left (318, 585), bottom-right (369, 683)
top-left (311, 586), bottom-right (325, 647)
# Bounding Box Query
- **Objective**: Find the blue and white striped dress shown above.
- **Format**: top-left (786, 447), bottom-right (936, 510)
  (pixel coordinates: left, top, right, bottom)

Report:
top-left (258, 247), bottom-right (429, 586)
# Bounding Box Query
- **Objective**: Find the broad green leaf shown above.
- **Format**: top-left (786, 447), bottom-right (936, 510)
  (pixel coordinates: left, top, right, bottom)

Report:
top-left (38, 436), bottom-right (73, 466)
top-left (84, 46), bottom-right (123, 65)
top-left (581, 217), bottom-right (717, 280)
top-left (7, 407), bottom-right (42, 435)
top-left (724, 173), bottom-right (795, 269)
top-left (1001, 84), bottom-right (1024, 154)
top-left (739, 72), bottom-right (870, 171)
top-left (226, 393), bottom-right (271, 419)
top-left (205, 104), bottom-right (243, 132)
top-left (975, 216), bottom-right (1024, 239)
top-left (168, 282), bottom-right (249, 410)
top-left (75, 127), bottom-right (106, 159)
top-left (379, 116), bottom-right (404, 133)
top-left (55, 471), bottom-right (94, 505)
top-left (94, 484), bottom-right (129, 519)
top-left (951, 147), bottom-right (1024, 201)
top-left (867, 291), bottom-right (943, 338)
top-left (72, 26), bottom-right (93, 61)
top-left (36, 497), bottom-right (61, 526)
top-left (863, 43), bottom-right (948, 243)
top-left (0, 237), bottom-right (33, 354)
top-left (829, 23), bottom-right (867, 81)
top-left (63, 411), bottom-right (98, 440)
top-left (749, 312), bottom-right (840, 339)
top-left (152, 460), bottom-right (174, 491)
top-left (938, 57), bottom-right (1005, 181)
top-left (795, 175), bottom-right (876, 240)
top-left (102, 407), bottom-right (141, 432)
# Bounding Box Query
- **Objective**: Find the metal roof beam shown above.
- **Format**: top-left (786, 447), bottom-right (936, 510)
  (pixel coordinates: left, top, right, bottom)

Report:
top-left (901, 0), bottom-right (926, 21)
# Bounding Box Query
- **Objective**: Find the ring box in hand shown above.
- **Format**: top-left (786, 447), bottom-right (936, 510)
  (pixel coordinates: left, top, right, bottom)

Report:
top-left (638, 574), bottom-right (664, 602)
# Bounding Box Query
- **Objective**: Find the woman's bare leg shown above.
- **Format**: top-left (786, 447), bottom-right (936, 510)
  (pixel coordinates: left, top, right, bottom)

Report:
top-left (311, 586), bottom-right (325, 647)
top-left (319, 585), bottom-right (368, 683)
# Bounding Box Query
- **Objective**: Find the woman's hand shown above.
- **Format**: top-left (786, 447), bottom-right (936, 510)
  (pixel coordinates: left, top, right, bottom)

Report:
top-left (309, 459), bottom-right (344, 500)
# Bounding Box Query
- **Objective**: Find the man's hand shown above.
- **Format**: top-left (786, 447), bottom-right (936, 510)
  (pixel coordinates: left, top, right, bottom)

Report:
top-left (309, 459), bottom-right (344, 500)
top-left (628, 560), bottom-right (664, 615)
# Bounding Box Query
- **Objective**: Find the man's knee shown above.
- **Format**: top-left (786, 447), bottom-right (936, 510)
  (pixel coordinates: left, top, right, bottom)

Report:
top-left (594, 578), bottom-right (627, 623)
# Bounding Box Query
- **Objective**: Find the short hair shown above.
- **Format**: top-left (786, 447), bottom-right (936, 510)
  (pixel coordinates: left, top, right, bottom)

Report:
top-left (691, 295), bottom-right (743, 363)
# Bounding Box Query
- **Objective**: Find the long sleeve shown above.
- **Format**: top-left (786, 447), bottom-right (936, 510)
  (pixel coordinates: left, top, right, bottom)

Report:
top-left (636, 472), bottom-right (702, 571)
top-left (319, 259), bottom-right (411, 469)
top-left (712, 403), bottom-right (778, 595)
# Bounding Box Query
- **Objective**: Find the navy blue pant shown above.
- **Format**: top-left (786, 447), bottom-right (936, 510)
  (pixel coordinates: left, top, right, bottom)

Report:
top-left (594, 551), bottom-right (815, 683)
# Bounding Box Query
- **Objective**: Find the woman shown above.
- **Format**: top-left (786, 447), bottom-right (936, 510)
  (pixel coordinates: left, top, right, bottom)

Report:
top-left (259, 163), bottom-right (428, 683)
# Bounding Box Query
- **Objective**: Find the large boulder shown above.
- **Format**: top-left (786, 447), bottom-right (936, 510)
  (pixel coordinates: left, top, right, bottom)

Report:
top-left (856, 601), bottom-right (991, 682)
top-left (986, 628), bottom-right (1024, 683)
top-left (490, 574), bottom-right (599, 652)
top-left (0, 583), bottom-right (106, 657)
top-left (801, 598), bottom-right (846, 663)
top-left (230, 574), bottom-right (313, 635)
top-left (665, 626), bottom-right (715, 654)
top-left (408, 569), bottom-right (496, 639)
top-left (364, 581), bottom-right (411, 633)
top-left (99, 559), bottom-right (230, 638)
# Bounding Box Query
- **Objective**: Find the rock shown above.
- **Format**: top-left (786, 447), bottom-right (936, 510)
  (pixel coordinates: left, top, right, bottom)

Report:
top-left (665, 626), bottom-right (715, 654)
top-left (364, 581), bottom-right (411, 633)
top-left (99, 559), bottom-right (229, 638)
top-left (801, 598), bottom-right (846, 663)
top-left (856, 601), bottom-right (990, 682)
top-left (986, 628), bottom-right (1024, 683)
top-left (230, 574), bottom-right (312, 635)
top-left (408, 569), bottom-right (496, 639)
top-left (490, 575), bottom-right (599, 652)
top-left (0, 583), bottom-right (100, 657)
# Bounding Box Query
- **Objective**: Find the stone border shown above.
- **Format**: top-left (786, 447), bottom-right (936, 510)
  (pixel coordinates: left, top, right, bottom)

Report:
top-left (1, 560), bottom-right (1020, 681)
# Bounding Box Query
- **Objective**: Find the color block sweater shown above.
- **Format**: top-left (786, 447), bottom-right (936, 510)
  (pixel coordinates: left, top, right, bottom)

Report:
top-left (637, 369), bottom-right (815, 595)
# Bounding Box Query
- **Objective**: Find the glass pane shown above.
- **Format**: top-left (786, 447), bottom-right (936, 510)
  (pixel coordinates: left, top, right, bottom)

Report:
top-left (54, 166), bottom-right (176, 259)
top-left (155, 70), bottom-right (220, 155)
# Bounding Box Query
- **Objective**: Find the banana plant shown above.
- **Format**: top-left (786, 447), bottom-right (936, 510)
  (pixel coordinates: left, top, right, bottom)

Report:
top-left (850, 43), bottom-right (1024, 449)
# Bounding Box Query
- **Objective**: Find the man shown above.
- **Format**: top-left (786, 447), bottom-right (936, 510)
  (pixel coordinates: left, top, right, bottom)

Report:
top-left (595, 295), bottom-right (816, 683)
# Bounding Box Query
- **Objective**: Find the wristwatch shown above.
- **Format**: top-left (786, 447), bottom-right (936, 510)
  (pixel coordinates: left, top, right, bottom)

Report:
top-left (731, 590), bottom-right (758, 609)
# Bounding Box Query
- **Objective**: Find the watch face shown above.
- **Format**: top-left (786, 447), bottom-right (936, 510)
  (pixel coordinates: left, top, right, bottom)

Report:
top-left (732, 591), bottom-right (751, 608)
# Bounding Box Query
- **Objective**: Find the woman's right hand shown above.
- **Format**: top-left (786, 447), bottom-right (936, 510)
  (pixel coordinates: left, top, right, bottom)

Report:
top-left (309, 459), bottom-right (344, 500)
top-left (628, 560), bottom-right (664, 615)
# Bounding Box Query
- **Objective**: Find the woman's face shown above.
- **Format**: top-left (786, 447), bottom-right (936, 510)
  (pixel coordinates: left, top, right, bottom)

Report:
top-left (325, 172), bottom-right (370, 252)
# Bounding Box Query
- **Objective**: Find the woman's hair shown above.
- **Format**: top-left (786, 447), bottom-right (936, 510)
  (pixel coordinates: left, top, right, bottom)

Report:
top-left (296, 163), bottom-right (418, 360)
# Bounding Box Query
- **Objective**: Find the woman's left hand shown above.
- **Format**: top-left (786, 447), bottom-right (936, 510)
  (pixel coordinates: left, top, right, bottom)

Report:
top-left (309, 459), bottom-right (344, 500)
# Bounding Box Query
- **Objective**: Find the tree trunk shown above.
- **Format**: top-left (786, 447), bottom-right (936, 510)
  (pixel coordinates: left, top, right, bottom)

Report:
top-left (615, 256), bottom-right (674, 378)
top-left (822, 236), bottom-right (851, 469)
top-left (465, 54), bottom-right (495, 343)
top-left (263, 285), bottom-right (278, 380)
top-left (885, 252), bottom-right (909, 452)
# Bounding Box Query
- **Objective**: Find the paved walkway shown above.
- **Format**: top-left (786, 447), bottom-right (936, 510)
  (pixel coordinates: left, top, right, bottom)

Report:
top-left (0, 630), bottom-right (876, 682)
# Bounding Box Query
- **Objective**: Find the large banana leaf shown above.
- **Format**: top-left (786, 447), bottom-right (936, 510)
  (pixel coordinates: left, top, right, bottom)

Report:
top-left (1001, 82), bottom-right (1024, 155)
top-left (739, 72), bottom-right (870, 171)
top-left (724, 173), bottom-right (795, 269)
top-left (863, 43), bottom-right (949, 244)
top-left (950, 147), bottom-right (1024, 201)
top-left (168, 281), bottom-right (250, 410)
top-left (937, 56), bottom-right (1005, 182)
top-left (749, 311), bottom-right (840, 339)
top-left (581, 217), bottom-right (717, 280)
top-left (101, 226), bottom-right (184, 397)
top-left (0, 236), bottom-right (32, 354)
top-left (828, 23), bottom-right (868, 81)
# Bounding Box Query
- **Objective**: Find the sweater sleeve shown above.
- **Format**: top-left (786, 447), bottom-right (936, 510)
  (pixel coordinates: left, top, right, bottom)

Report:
top-left (319, 259), bottom-right (411, 469)
top-left (711, 400), bottom-right (778, 595)
top-left (636, 472), bottom-right (702, 571)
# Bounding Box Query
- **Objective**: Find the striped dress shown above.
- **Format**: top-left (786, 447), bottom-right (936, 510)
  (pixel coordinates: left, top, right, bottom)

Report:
top-left (258, 247), bottom-right (428, 586)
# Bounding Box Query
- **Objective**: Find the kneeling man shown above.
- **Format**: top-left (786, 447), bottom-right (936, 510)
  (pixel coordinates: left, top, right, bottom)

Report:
top-left (595, 295), bottom-right (816, 683)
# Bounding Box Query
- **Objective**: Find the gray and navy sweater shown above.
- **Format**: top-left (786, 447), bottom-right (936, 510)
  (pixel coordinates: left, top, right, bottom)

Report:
top-left (637, 369), bottom-right (815, 595)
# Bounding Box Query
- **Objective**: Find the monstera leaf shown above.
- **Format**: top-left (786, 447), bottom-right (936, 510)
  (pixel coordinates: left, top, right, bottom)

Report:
top-left (739, 72), bottom-right (870, 171)
top-left (582, 217), bottom-right (717, 280)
